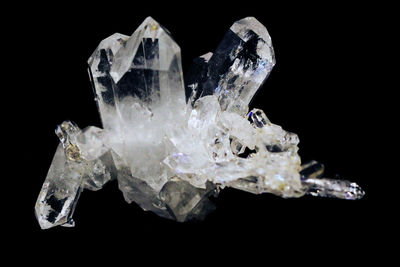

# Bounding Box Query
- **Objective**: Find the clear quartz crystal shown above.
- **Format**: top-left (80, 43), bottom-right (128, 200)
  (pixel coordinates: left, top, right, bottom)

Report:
top-left (36, 16), bottom-right (364, 229)
top-left (35, 143), bottom-right (83, 229)
top-left (302, 178), bottom-right (365, 200)
top-left (35, 121), bottom-right (115, 229)
top-left (93, 16), bottom-right (188, 219)
top-left (88, 33), bottom-right (129, 131)
top-left (186, 17), bottom-right (275, 115)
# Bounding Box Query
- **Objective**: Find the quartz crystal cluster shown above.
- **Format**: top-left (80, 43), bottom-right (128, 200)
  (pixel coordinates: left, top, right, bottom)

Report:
top-left (35, 17), bottom-right (365, 229)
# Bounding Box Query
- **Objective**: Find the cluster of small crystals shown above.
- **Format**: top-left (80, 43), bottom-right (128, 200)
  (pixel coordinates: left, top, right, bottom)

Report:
top-left (35, 17), bottom-right (365, 229)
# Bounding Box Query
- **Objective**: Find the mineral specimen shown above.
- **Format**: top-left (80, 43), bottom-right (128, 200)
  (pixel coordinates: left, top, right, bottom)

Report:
top-left (35, 16), bottom-right (365, 229)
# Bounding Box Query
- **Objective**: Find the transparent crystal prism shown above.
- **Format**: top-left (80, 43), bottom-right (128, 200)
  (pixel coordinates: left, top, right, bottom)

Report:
top-left (88, 33), bottom-right (129, 131)
top-left (35, 143), bottom-right (82, 229)
top-left (35, 121), bottom-right (115, 229)
top-left (35, 16), bottom-right (365, 229)
top-left (186, 17), bottom-right (275, 115)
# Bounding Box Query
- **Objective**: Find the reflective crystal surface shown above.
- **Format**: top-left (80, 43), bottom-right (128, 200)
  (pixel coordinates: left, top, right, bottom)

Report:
top-left (35, 122), bottom-right (116, 229)
top-left (35, 16), bottom-right (365, 229)
top-left (35, 143), bottom-right (82, 229)
top-left (88, 33), bottom-right (129, 131)
top-left (186, 17), bottom-right (275, 115)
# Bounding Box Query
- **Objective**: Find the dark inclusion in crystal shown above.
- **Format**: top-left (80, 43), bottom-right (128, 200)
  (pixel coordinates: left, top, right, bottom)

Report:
top-left (186, 24), bottom-right (274, 114)
top-left (116, 39), bottom-right (160, 102)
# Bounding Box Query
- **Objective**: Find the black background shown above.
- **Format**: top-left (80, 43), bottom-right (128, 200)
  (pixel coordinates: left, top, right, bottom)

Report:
top-left (8, 0), bottom-right (389, 261)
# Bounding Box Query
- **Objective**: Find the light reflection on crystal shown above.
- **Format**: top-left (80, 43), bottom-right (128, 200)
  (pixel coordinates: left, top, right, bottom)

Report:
top-left (35, 16), bottom-right (364, 229)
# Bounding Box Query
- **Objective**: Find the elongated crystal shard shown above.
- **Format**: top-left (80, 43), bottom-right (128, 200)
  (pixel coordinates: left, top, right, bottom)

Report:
top-left (105, 17), bottom-right (186, 169)
top-left (35, 143), bottom-right (83, 229)
top-left (91, 17), bottom-right (189, 219)
top-left (35, 122), bottom-right (115, 229)
top-left (110, 17), bottom-right (185, 116)
top-left (186, 17), bottom-right (275, 115)
top-left (300, 161), bottom-right (364, 200)
top-left (302, 178), bottom-right (365, 200)
top-left (88, 33), bottom-right (129, 130)
top-left (35, 122), bottom-right (84, 229)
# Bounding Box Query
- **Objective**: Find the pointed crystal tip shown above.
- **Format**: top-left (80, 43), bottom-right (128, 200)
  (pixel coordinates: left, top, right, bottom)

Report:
top-left (303, 178), bottom-right (365, 200)
top-left (343, 182), bottom-right (365, 200)
top-left (110, 15), bottom-right (180, 84)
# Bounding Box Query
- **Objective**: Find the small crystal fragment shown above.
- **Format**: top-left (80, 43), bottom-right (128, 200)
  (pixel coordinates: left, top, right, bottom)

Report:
top-left (249, 108), bottom-right (271, 128)
top-left (159, 178), bottom-right (217, 222)
top-left (302, 178), bottom-right (365, 200)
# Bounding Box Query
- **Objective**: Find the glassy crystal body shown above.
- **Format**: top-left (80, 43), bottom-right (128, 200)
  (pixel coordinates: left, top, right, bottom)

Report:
top-left (35, 16), bottom-right (364, 229)
top-left (186, 17), bottom-right (275, 115)
top-left (88, 17), bottom-right (205, 219)
top-left (35, 122), bottom-right (115, 229)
